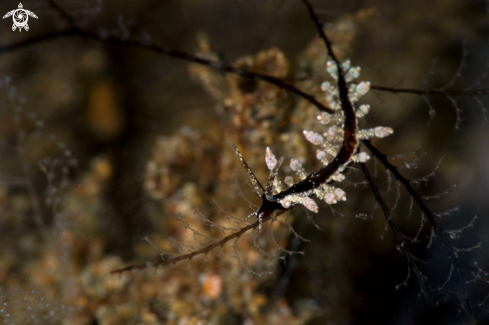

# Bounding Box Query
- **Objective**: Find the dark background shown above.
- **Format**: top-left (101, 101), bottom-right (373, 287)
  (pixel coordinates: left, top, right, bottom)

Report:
top-left (0, 0), bottom-right (488, 324)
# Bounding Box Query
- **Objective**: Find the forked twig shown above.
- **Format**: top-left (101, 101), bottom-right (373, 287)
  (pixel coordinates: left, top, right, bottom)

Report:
top-left (32, 3), bottom-right (480, 320)
top-left (112, 214), bottom-right (261, 273)
top-left (361, 163), bottom-right (431, 301)
top-left (370, 85), bottom-right (489, 97)
top-left (362, 139), bottom-right (473, 320)
top-left (112, 0), bottom-right (358, 275)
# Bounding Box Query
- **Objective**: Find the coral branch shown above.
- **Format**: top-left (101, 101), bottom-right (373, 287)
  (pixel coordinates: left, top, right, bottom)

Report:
top-left (275, 0), bottom-right (358, 199)
top-left (111, 213), bottom-right (261, 274)
top-left (370, 85), bottom-right (489, 97)
top-left (361, 163), bottom-right (431, 301)
top-left (0, 29), bottom-right (334, 115)
top-left (362, 139), bottom-right (473, 320)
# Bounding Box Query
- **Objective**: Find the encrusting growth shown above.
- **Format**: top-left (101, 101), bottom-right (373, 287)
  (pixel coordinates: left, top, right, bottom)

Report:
top-left (111, 53), bottom-right (394, 274)
top-left (111, 8), bottom-right (394, 274)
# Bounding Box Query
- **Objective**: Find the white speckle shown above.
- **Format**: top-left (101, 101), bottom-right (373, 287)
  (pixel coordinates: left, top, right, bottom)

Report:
top-left (324, 193), bottom-right (337, 205)
top-left (355, 81), bottom-right (370, 96)
top-left (316, 150), bottom-right (327, 161)
top-left (303, 130), bottom-right (324, 145)
top-left (302, 197), bottom-right (318, 213)
top-left (334, 173), bottom-right (345, 182)
top-left (326, 61), bottom-right (337, 77)
top-left (356, 104), bottom-right (370, 118)
top-left (290, 159), bottom-right (302, 172)
top-left (341, 60), bottom-right (351, 70)
top-left (348, 66), bottom-right (361, 79)
top-left (265, 147), bottom-right (278, 170)
top-left (334, 188), bottom-right (347, 201)
top-left (281, 198), bottom-right (292, 208)
top-left (324, 125), bottom-right (338, 142)
top-left (320, 81), bottom-right (331, 92)
top-left (357, 152), bottom-right (370, 163)
top-left (374, 127), bottom-right (394, 138)
top-left (317, 113), bottom-right (331, 124)
top-left (284, 176), bottom-right (294, 186)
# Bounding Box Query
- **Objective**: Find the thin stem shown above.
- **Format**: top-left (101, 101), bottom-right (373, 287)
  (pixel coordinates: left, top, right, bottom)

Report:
top-left (275, 0), bottom-right (357, 199)
top-left (370, 85), bottom-right (489, 97)
top-left (301, 0), bottom-right (339, 63)
top-left (0, 29), bottom-right (334, 115)
top-left (361, 163), bottom-right (431, 302)
top-left (112, 0), bottom-right (355, 274)
top-left (111, 215), bottom-right (261, 273)
top-left (46, 0), bottom-right (76, 27)
top-left (362, 139), bottom-right (473, 320)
